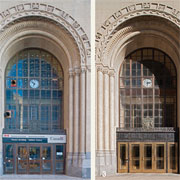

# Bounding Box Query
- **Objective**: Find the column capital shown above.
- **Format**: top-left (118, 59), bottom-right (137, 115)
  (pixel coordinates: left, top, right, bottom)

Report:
top-left (97, 66), bottom-right (103, 72)
top-left (74, 68), bottom-right (81, 75)
top-left (109, 70), bottom-right (115, 77)
top-left (81, 67), bottom-right (87, 74)
top-left (103, 68), bottom-right (109, 75)
top-left (69, 69), bottom-right (74, 77)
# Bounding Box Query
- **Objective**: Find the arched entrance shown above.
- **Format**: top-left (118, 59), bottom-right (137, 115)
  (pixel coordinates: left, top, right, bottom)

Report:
top-left (117, 48), bottom-right (178, 173)
top-left (96, 3), bottom-right (180, 176)
top-left (3, 49), bottom-right (65, 174)
top-left (0, 3), bottom-right (91, 178)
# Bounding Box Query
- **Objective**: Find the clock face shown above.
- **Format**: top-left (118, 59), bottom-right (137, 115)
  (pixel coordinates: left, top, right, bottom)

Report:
top-left (143, 79), bottom-right (152, 87)
top-left (30, 79), bottom-right (39, 88)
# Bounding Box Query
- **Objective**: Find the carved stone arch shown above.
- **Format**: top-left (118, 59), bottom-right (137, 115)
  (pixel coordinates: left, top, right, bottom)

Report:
top-left (0, 3), bottom-right (91, 66)
top-left (96, 2), bottom-right (180, 63)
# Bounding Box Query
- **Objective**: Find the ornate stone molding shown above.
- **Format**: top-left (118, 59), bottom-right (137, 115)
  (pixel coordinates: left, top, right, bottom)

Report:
top-left (0, 3), bottom-right (90, 65)
top-left (96, 63), bottom-right (115, 75)
top-left (96, 2), bottom-right (180, 63)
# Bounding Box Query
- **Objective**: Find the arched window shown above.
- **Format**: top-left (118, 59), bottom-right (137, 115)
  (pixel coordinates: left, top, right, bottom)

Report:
top-left (119, 48), bottom-right (176, 129)
top-left (5, 49), bottom-right (63, 133)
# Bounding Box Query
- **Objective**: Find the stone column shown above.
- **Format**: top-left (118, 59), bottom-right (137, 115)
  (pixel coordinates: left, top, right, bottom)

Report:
top-left (86, 66), bottom-right (91, 153)
top-left (103, 69), bottom-right (109, 150)
top-left (80, 67), bottom-right (86, 153)
top-left (109, 71), bottom-right (115, 150)
top-left (97, 67), bottom-right (104, 150)
top-left (73, 68), bottom-right (80, 154)
top-left (68, 70), bottom-right (74, 153)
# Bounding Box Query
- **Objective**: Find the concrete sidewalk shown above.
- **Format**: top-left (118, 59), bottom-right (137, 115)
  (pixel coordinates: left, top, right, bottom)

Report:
top-left (96, 174), bottom-right (180, 180)
top-left (0, 175), bottom-right (89, 180)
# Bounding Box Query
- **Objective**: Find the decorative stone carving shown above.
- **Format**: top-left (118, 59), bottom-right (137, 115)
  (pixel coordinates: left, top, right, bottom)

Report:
top-left (0, 3), bottom-right (90, 65)
top-left (96, 3), bottom-right (180, 63)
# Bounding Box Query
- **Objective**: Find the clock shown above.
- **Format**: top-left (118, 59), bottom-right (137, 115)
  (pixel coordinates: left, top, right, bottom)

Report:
top-left (30, 79), bottom-right (39, 88)
top-left (143, 79), bottom-right (152, 87)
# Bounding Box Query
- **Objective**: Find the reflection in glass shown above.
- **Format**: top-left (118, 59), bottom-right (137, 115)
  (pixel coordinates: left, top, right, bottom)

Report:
top-left (29, 147), bottom-right (40, 173)
top-left (170, 144), bottom-right (176, 170)
top-left (120, 144), bottom-right (126, 169)
top-left (132, 145), bottom-right (140, 169)
top-left (4, 145), bottom-right (14, 173)
top-left (119, 48), bottom-right (176, 129)
top-left (42, 146), bottom-right (51, 172)
top-left (17, 146), bottom-right (28, 173)
top-left (156, 144), bottom-right (164, 169)
top-left (144, 145), bottom-right (152, 169)
top-left (5, 49), bottom-right (63, 133)
top-left (56, 145), bottom-right (64, 160)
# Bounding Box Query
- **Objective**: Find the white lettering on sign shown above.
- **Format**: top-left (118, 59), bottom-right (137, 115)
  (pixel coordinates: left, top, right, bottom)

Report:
top-left (3, 134), bottom-right (66, 143)
top-left (48, 135), bottom-right (66, 143)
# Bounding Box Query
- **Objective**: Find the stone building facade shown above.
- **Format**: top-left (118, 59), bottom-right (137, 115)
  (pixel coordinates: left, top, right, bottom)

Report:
top-left (0, 0), bottom-right (90, 178)
top-left (96, 0), bottom-right (180, 176)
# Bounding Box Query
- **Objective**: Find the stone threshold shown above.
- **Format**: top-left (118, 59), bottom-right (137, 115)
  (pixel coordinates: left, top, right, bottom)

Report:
top-left (0, 175), bottom-right (89, 180)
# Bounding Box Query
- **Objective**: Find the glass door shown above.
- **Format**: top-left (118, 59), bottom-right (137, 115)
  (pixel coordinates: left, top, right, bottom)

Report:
top-left (17, 145), bottom-right (28, 174)
top-left (154, 143), bottom-right (166, 173)
top-left (143, 143), bottom-right (154, 172)
top-left (117, 143), bottom-right (128, 173)
top-left (29, 145), bottom-right (41, 174)
top-left (129, 143), bottom-right (142, 173)
top-left (42, 145), bottom-right (52, 173)
top-left (4, 144), bottom-right (14, 174)
top-left (55, 144), bottom-right (65, 174)
top-left (168, 143), bottom-right (178, 173)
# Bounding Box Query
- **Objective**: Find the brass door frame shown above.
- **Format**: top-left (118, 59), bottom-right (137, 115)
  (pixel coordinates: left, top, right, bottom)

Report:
top-left (117, 142), bottom-right (128, 173)
top-left (129, 142), bottom-right (142, 173)
top-left (154, 142), bottom-right (166, 173)
top-left (118, 142), bottom-right (170, 173)
top-left (168, 142), bottom-right (178, 173)
top-left (142, 142), bottom-right (154, 173)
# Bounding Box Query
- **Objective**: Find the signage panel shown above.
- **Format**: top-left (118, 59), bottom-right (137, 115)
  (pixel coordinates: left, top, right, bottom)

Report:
top-left (3, 134), bottom-right (66, 143)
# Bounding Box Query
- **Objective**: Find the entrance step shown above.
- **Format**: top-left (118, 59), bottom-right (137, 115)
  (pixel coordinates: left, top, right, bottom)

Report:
top-left (0, 175), bottom-right (89, 180)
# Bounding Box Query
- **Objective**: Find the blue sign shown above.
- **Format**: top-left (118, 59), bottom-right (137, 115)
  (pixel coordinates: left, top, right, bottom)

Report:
top-left (3, 138), bottom-right (47, 143)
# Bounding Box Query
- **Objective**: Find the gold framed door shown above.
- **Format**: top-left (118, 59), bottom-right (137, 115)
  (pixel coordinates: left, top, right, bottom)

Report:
top-left (142, 143), bottom-right (154, 173)
top-left (154, 143), bottom-right (166, 173)
top-left (129, 143), bottom-right (142, 173)
top-left (117, 143), bottom-right (128, 173)
top-left (168, 142), bottom-right (178, 173)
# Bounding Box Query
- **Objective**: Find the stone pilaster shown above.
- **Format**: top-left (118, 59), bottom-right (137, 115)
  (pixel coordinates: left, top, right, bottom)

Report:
top-left (109, 70), bottom-right (115, 151)
top-left (97, 66), bottom-right (104, 150)
top-left (80, 67), bottom-right (86, 154)
top-left (103, 69), bottom-right (109, 150)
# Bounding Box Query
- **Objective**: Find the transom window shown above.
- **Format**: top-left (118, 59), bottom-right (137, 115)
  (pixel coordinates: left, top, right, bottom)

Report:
top-left (5, 49), bottom-right (63, 133)
top-left (119, 48), bottom-right (176, 128)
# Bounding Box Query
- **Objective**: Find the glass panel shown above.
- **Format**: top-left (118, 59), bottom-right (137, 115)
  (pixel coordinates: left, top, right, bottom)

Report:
top-left (120, 144), bottom-right (126, 169)
top-left (29, 146), bottom-right (40, 173)
top-left (5, 49), bottom-right (63, 133)
top-left (156, 144), bottom-right (164, 169)
top-left (17, 146), bottom-right (28, 173)
top-left (56, 162), bottom-right (64, 173)
top-left (144, 144), bottom-right (152, 169)
top-left (42, 146), bottom-right (51, 160)
top-left (4, 145), bottom-right (14, 173)
top-left (131, 144), bottom-right (140, 169)
top-left (56, 145), bottom-right (64, 160)
top-left (119, 48), bottom-right (177, 129)
top-left (169, 144), bottom-right (176, 170)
